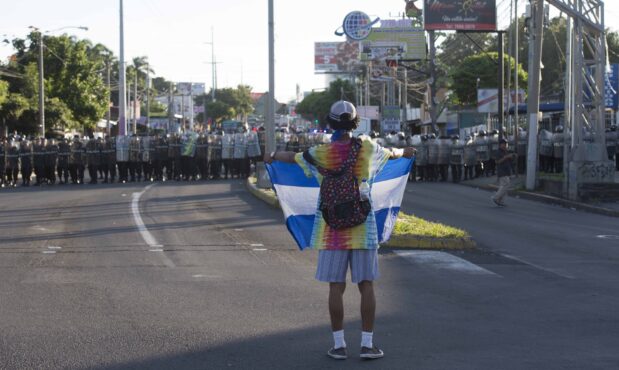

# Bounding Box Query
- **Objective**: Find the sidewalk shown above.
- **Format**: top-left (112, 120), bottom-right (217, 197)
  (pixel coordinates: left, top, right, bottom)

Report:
top-left (458, 171), bottom-right (619, 218)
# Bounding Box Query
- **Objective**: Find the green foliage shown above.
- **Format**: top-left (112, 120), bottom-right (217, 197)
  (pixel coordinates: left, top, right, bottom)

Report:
top-left (451, 52), bottom-right (528, 106)
top-left (198, 85), bottom-right (253, 124)
top-left (0, 93), bottom-right (31, 133)
top-left (295, 79), bottom-right (355, 125)
top-left (0, 80), bottom-right (8, 106)
top-left (1, 32), bottom-right (109, 135)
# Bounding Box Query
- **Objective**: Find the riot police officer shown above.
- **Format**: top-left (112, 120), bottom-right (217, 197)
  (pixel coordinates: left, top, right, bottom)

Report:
top-left (85, 136), bottom-right (100, 184)
top-left (605, 126), bottom-right (617, 164)
top-left (222, 132), bottom-right (234, 179)
top-left (196, 134), bottom-right (209, 180)
top-left (57, 137), bottom-right (70, 184)
top-left (463, 135), bottom-right (477, 180)
top-left (116, 135), bottom-right (130, 183)
top-left (437, 135), bottom-right (451, 182)
top-left (128, 135), bottom-right (141, 182)
top-left (209, 132), bottom-right (222, 179)
top-left (488, 129), bottom-right (500, 176)
top-left (154, 135), bottom-right (168, 181)
top-left (45, 138), bottom-right (58, 184)
top-left (33, 138), bottom-right (46, 185)
top-left (552, 125), bottom-right (565, 173)
top-left (0, 137), bottom-right (6, 187)
top-left (427, 134), bottom-right (439, 181)
top-left (474, 131), bottom-right (489, 177)
top-left (19, 138), bottom-right (33, 186)
top-left (450, 135), bottom-right (464, 183)
top-left (5, 138), bottom-right (19, 187)
top-left (415, 135), bottom-right (428, 181)
top-left (69, 135), bottom-right (85, 184)
top-left (538, 129), bottom-right (553, 173)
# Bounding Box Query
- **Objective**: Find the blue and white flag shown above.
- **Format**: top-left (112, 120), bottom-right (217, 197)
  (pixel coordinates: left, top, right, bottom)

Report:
top-left (266, 157), bottom-right (414, 250)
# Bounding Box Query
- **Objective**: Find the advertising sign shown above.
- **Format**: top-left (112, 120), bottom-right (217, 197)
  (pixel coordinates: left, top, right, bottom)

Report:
top-left (604, 64), bottom-right (618, 110)
top-left (357, 105), bottom-right (380, 120)
top-left (381, 105), bottom-right (401, 133)
top-left (360, 27), bottom-right (426, 61)
top-left (424, 0), bottom-right (497, 31)
top-left (176, 82), bottom-right (205, 95)
top-left (314, 41), bottom-right (360, 73)
top-left (477, 89), bottom-right (525, 113)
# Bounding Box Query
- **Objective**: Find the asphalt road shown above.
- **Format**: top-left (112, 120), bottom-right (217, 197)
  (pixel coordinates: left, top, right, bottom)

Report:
top-left (0, 179), bottom-right (617, 370)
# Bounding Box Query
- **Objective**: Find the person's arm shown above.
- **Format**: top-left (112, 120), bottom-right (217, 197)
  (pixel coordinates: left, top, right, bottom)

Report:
top-left (388, 146), bottom-right (416, 159)
top-left (263, 150), bottom-right (296, 164)
top-left (496, 152), bottom-right (517, 164)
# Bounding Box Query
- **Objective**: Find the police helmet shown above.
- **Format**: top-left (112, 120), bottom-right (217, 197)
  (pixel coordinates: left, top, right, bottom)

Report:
top-left (555, 125), bottom-right (564, 133)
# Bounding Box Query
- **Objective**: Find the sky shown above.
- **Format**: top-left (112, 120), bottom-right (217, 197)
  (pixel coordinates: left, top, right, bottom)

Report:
top-left (1, 0), bottom-right (619, 103)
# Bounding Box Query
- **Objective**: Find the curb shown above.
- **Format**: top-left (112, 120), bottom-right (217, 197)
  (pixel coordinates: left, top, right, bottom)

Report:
top-left (384, 235), bottom-right (476, 250)
top-left (246, 179), bottom-right (280, 208)
top-left (460, 181), bottom-right (619, 218)
top-left (246, 178), bottom-right (474, 250)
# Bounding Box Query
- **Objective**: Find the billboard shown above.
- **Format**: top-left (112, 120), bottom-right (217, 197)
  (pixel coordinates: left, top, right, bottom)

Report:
top-left (477, 89), bottom-right (525, 113)
top-left (604, 64), bottom-right (618, 110)
top-left (360, 27), bottom-right (426, 61)
top-left (424, 0), bottom-right (497, 31)
top-left (176, 82), bottom-right (206, 95)
top-left (314, 41), bottom-right (360, 73)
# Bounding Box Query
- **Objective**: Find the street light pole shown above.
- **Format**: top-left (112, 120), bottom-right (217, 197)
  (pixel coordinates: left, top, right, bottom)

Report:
top-left (266, 0), bottom-right (275, 154)
top-left (38, 31), bottom-right (45, 138)
top-left (118, 0), bottom-right (127, 136)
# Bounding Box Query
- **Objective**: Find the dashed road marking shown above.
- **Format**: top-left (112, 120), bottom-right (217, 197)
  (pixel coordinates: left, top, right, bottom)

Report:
top-left (250, 243), bottom-right (264, 247)
top-left (252, 248), bottom-right (268, 252)
top-left (47, 246), bottom-right (62, 250)
top-left (395, 250), bottom-right (498, 276)
top-left (501, 254), bottom-right (575, 279)
top-left (596, 235), bottom-right (619, 240)
top-left (42, 251), bottom-right (56, 254)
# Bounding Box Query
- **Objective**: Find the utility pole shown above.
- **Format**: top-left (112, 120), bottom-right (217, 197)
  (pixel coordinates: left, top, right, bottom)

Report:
top-left (189, 83), bottom-right (194, 131)
top-left (498, 31), bottom-right (505, 139)
top-left (429, 30), bottom-right (438, 134)
top-left (526, 0), bottom-right (545, 191)
top-left (146, 62), bottom-right (150, 130)
top-left (128, 81), bottom-right (132, 133)
top-left (514, 0), bottom-right (519, 171)
top-left (134, 71), bottom-right (138, 134)
top-left (118, 0), bottom-right (127, 136)
top-left (168, 82), bottom-right (174, 133)
top-left (266, 0), bottom-right (275, 153)
top-left (563, 17), bottom-right (573, 196)
top-left (106, 59), bottom-right (111, 136)
top-left (38, 31), bottom-right (45, 138)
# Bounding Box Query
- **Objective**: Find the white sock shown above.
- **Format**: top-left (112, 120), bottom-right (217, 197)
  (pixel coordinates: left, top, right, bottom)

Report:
top-left (332, 330), bottom-right (346, 349)
top-left (361, 331), bottom-right (373, 348)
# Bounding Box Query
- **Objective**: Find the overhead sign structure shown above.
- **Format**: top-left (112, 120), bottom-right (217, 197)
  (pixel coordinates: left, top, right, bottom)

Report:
top-left (360, 27), bottom-right (426, 61)
top-left (314, 41), bottom-right (360, 73)
top-left (424, 0), bottom-right (497, 31)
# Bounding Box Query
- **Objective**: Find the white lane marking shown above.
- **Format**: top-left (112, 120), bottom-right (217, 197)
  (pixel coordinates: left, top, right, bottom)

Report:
top-left (131, 184), bottom-right (175, 268)
top-left (121, 193), bottom-right (127, 197)
top-left (501, 254), bottom-right (575, 279)
top-left (47, 246), bottom-right (62, 250)
top-left (234, 228), bottom-right (244, 232)
top-left (42, 251), bottom-right (56, 254)
top-left (596, 235), bottom-right (619, 240)
top-left (250, 243), bottom-right (264, 247)
top-left (395, 251), bottom-right (497, 276)
top-left (252, 248), bottom-right (268, 252)
top-left (132, 184), bottom-right (158, 247)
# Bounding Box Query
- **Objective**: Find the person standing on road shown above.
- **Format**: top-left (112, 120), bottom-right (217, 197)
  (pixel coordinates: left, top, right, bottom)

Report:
top-left (491, 138), bottom-right (517, 207)
top-left (264, 100), bottom-right (415, 361)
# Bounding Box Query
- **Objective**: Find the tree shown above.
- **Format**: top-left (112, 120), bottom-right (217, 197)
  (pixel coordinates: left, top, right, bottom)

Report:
top-left (451, 52), bottom-right (528, 106)
top-left (296, 79), bottom-right (355, 126)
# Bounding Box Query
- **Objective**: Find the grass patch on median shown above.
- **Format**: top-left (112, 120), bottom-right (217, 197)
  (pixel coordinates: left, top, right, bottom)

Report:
top-left (392, 212), bottom-right (469, 239)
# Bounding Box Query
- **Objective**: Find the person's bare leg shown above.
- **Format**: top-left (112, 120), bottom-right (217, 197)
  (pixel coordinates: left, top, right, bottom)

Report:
top-left (358, 280), bottom-right (375, 332)
top-left (329, 282), bottom-right (346, 331)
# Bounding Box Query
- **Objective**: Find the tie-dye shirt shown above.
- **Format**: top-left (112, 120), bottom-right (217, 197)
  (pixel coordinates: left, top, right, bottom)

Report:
top-left (294, 137), bottom-right (391, 250)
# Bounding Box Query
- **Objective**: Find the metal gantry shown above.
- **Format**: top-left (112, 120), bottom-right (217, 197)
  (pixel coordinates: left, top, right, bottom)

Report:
top-left (529, 0), bottom-right (614, 198)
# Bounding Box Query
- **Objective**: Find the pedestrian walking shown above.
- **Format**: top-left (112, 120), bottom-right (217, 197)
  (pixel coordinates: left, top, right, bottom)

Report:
top-left (491, 138), bottom-right (517, 207)
top-left (264, 100), bottom-right (415, 361)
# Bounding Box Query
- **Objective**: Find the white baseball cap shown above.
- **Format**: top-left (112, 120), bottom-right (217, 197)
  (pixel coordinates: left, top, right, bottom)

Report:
top-left (328, 100), bottom-right (357, 122)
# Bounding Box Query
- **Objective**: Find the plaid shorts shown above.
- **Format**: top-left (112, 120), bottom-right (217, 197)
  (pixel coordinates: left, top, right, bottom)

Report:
top-left (315, 249), bottom-right (379, 283)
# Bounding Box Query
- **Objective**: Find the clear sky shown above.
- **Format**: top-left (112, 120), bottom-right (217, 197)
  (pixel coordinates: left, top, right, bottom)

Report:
top-left (1, 1), bottom-right (618, 103)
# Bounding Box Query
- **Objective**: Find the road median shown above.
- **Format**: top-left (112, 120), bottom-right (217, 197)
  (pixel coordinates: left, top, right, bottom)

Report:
top-left (246, 177), bottom-right (475, 250)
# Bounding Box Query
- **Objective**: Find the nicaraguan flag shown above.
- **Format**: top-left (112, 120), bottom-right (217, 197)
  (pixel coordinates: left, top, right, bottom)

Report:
top-left (266, 157), bottom-right (414, 250)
